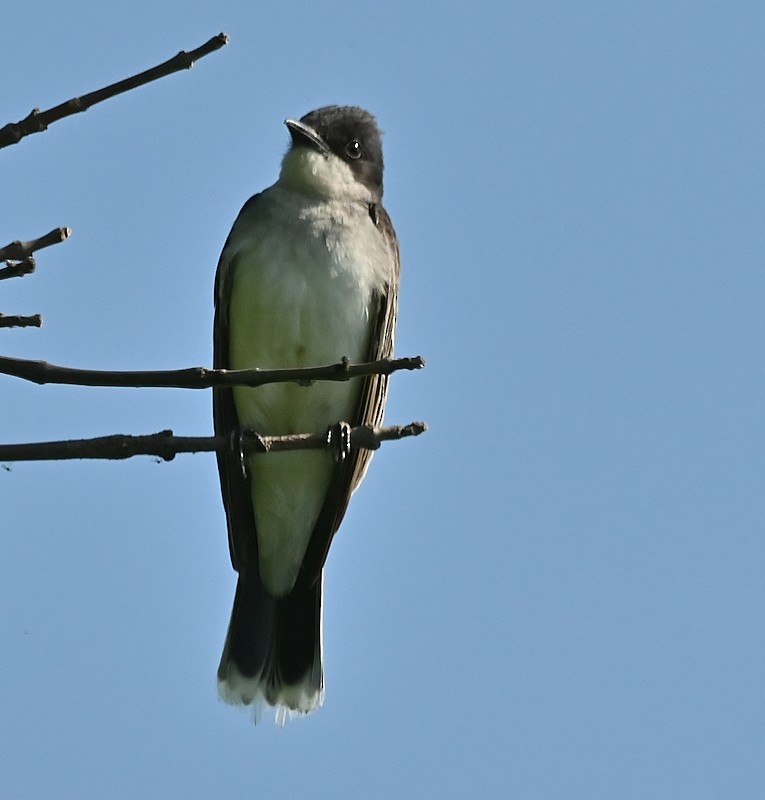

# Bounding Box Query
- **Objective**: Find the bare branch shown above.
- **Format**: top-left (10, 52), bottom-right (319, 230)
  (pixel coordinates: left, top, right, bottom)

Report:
top-left (0, 227), bottom-right (71, 261)
top-left (0, 313), bottom-right (42, 329)
top-left (0, 422), bottom-right (427, 463)
top-left (0, 33), bottom-right (229, 149)
top-left (0, 257), bottom-right (35, 281)
top-left (0, 229), bottom-right (69, 324)
top-left (0, 354), bottom-right (425, 388)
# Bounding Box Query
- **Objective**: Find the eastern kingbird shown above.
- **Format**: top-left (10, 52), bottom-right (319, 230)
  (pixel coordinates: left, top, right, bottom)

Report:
top-left (213, 106), bottom-right (399, 722)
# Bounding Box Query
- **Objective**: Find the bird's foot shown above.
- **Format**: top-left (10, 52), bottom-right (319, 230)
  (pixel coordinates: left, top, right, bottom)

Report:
top-left (230, 429), bottom-right (249, 478)
top-left (327, 421), bottom-right (352, 462)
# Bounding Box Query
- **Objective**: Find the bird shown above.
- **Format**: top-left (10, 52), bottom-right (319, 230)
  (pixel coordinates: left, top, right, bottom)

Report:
top-left (213, 106), bottom-right (399, 723)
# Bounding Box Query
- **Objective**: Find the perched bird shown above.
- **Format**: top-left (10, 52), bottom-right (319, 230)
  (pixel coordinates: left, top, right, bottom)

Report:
top-left (213, 106), bottom-right (399, 722)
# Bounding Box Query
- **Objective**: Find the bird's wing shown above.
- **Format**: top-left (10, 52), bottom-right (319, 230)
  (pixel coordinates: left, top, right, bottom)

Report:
top-left (213, 194), bottom-right (263, 572)
top-left (298, 202), bottom-right (400, 585)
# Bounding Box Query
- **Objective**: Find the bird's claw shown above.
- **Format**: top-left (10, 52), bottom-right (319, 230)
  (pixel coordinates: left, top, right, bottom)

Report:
top-left (327, 421), bottom-right (352, 462)
top-left (230, 429), bottom-right (248, 479)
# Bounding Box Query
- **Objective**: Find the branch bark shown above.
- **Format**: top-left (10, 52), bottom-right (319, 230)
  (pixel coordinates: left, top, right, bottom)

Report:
top-left (0, 313), bottom-right (42, 329)
top-left (0, 258), bottom-right (35, 281)
top-left (0, 227), bottom-right (71, 262)
top-left (1, 228), bottom-right (71, 327)
top-left (0, 354), bottom-right (425, 388)
top-left (0, 422), bottom-right (427, 463)
top-left (0, 33), bottom-right (229, 149)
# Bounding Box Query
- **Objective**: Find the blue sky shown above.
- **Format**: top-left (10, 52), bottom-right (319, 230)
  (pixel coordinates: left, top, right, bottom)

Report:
top-left (2, 1), bottom-right (764, 798)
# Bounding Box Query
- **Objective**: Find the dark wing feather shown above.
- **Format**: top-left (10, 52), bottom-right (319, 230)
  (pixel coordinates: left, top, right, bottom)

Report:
top-left (213, 194), bottom-right (263, 572)
top-left (298, 202), bottom-right (400, 586)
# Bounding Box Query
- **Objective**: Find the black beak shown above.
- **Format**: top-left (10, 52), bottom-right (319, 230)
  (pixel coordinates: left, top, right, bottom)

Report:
top-left (285, 118), bottom-right (330, 155)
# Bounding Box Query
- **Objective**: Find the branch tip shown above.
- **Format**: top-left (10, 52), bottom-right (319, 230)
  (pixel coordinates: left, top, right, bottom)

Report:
top-left (0, 34), bottom-right (229, 149)
top-left (0, 354), bottom-right (426, 389)
top-left (0, 421), bottom-right (425, 462)
top-left (0, 227), bottom-right (71, 261)
top-left (0, 314), bottom-right (42, 329)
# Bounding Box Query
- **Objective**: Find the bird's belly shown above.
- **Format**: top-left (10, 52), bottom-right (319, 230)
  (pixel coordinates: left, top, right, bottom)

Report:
top-left (228, 250), bottom-right (372, 434)
top-left (226, 236), bottom-right (376, 596)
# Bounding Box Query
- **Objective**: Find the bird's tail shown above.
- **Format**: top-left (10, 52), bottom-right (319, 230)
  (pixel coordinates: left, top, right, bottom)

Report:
top-left (217, 570), bottom-right (324, 725)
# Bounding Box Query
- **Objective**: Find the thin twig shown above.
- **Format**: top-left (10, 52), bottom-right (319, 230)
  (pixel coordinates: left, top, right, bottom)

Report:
top-left (0, 227), bottom-right (71, 261)
top-left (0, 422), bottom-right (428, 463)
top-left (0, 229), bottom-right (69, 325)
top-left (0, 354), bottom-right (425, 388)
top-left (0, 314), bottom-right (42, 329)
top-left (0, 258), bottom-right (35, 281)
top-left (0, 33), bottom-right (229, 149)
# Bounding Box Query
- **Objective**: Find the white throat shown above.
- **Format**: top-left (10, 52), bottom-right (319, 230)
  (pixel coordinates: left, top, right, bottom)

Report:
top-left (278, 147), bottom-right (374, 203)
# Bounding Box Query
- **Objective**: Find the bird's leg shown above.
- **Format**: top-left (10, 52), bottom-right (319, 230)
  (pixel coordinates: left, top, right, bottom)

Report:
top-left (327, 421), bottom-right (352, 462)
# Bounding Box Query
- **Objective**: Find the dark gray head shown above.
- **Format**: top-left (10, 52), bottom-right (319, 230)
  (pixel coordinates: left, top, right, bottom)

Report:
top-left (285, 106), bottom-right (384, 201)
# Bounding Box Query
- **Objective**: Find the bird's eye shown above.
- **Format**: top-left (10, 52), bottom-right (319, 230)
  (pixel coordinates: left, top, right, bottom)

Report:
top-left (345, 139), bottom-right (362, 159)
